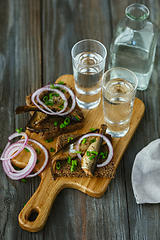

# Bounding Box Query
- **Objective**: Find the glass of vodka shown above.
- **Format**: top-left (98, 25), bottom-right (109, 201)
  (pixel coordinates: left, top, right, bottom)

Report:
top-left (71, 39), bottom-right (107, 109)
top-left (102, 67), bottom-right (138, 138)
top-left (109, 4), bottom-right (158, 91)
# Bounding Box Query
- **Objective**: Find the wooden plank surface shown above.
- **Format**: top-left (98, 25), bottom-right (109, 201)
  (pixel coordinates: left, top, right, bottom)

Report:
top-left (0, 0), bottom-right (160, 239)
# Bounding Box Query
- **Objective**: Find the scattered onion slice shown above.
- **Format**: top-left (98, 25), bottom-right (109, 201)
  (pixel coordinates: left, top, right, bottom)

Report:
top-left (2, 143), bottom-right (37, 180)
top-left (32, 87), bottom-right (68, 115)
top-left (0, 132), bottom-right (49, 180)
top-left (18, 138), bottom-right (49, 178)
top-left (0, 132), bottom-right (28, 161)
top-left (31, 83), bottom-right (76, 116)
top-left (75, 133), bottom-right (113, 167)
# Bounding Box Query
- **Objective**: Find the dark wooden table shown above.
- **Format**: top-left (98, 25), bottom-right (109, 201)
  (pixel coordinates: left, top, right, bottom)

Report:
top-left (0, 0), bottom-right (160, 239)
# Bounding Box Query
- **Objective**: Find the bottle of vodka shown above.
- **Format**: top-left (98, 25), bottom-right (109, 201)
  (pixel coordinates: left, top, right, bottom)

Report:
top-left (109, 4), bottom-right (158, 91)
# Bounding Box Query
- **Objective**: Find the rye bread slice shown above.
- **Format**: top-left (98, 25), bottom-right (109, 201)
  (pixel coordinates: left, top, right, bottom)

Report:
top-left (53, 133), bottom-right (115, 178)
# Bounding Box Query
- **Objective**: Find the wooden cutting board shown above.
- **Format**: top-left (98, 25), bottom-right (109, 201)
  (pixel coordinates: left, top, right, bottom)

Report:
top-left (12, 74), bottom-right (145, 232)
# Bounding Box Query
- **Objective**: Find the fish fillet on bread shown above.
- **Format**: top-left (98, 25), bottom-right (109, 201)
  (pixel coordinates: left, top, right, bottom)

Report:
top-left (51, 126), bottom-right (115, 179)
top-left (15, 83), bottom-right (85, 141)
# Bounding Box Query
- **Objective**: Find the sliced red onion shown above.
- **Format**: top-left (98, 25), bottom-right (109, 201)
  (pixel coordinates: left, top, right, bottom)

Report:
top-left (51, 84), bottom-right (76, 116)
top-left (31, 83), bottom-right (76, 116)
top-left (31, 87), bottom-right (68, 115)
top-left (18, 138), bottom-right (49, 178)
top-left (0, 132), bottom-right (28, 161)
top-left (2, 143), bottom-right (37, 180)
top-left (75, 133), bottom-right (113, 167)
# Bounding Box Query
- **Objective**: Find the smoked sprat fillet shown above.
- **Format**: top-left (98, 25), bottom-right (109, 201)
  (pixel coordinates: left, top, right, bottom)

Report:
top-left (51, 132), bottom-right (115, 179)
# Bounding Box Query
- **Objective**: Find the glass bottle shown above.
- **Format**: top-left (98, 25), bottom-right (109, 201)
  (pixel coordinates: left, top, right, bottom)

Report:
top-left (109, 4), bottom-right (158, 90)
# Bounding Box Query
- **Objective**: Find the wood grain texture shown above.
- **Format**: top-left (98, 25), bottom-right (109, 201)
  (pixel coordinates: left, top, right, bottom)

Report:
top-left (11, 74), bottom-right (144, 232)
top-left (0, 0), bottom-right (160, 239)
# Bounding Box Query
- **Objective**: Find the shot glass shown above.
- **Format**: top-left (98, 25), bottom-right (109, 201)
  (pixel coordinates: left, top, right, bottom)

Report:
top-left (71, 39), bottom-right (107, 109)
top-left (102, 67), bottom-right (138, 138)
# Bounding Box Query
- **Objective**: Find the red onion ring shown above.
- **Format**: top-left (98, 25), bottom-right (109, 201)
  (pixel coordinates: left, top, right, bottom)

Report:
top-left (2, 143), bottom-right (37, 180)
top-left (0, 131), bottom-right (49, 180)
top-left (75, 133), bottom-right (113, 167)
top-left (31, 83), bottom-right (76, 116)
top-left (18, 139), bottom-right (49, 178)
top-left (31, 87), bottom-right (68, 115)
top-left (0, 132), bottom-right (28, 161)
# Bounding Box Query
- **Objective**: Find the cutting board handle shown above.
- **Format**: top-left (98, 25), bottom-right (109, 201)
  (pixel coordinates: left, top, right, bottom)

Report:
top-left (18, 172), bottom-right (64, 232)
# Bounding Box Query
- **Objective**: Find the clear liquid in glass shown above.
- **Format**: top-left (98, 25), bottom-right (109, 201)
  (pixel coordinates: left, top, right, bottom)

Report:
top-left (73, 52), bottom-right (104, 109)
top-left (103, 78), bottom-right (135, 137)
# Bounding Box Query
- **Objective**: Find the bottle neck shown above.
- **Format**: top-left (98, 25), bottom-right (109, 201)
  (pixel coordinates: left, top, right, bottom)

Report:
top-left (125, 4), bottom-right (149, 30)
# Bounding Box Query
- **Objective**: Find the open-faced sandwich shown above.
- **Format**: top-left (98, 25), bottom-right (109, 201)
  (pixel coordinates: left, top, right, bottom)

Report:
top-left (15, 82), bottom-right (84, 140)
top-left (51, 124), bottom-right (115, 179)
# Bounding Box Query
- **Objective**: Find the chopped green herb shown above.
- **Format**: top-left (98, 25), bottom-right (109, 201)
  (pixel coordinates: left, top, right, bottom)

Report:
top-left (50, 147), bottom-right (55, 152)
top-left (49, 93), bottom-right (53, 100)
top-left (24, 148), bottom-right (30, 152)
top-left (23, 203), bottom-right (26, 207)
top-left (16, 127), bottom-right (23, 134)
top-left (72, 160), bottom-right (77, 166)
top-left (54, 121), bottom-right (58, 126)
top-left (55, 86), bottom-right (61, 90)
top-left (68, 137), bottom-right (73, 142)
top-left (90, 151), bottom-right (98, 155)
top-left (43, 96), bottom-right (48, 102)
top-left (35, 149), bottom-right (40, 155)
top-left (69, 104), bottom-right (72, 108)
top-left (67, 156), bottom-right (71, 164)
top-left (82, 138), bottom-right (87, 144)
top-left (45, 138), bottom-right (53, 143)
top-left (50, 84), bottom-right (55, 89)
top-left (75, 116), bottom-right (79, 121)
top-left (22, 178), bottom-right (27, 183)
top-left (71, 165), bottom-right (76, 172)
top-left (86, 151), bottom-right (90, 156)
top-left (60, 123), bottom-right (66, 129)
top-left (75, 151), bottom-right (81, 154)
top-left (64, 118), bottom-right (70, 126)
top-left (61, 89), bottom-right (65, 93)
top-left (103, 151), bottom-right (108, 159)
top-left (56, 162), bottom-right (61, 170)
top-left (100, 151), bottom-right (108, 159)
top-left (58, 105), bottom-right (64, 110)
top-left (50, 84), bottom-right (61, 89)
top-left (58, 81), bottom-right (65, 84)
top-left (89, 155), bottom-right (95, 160)
top-left (36, 159), bottom-right (39, 164)
top-left (0, 150), bottom-right (1, 153)
top-left (90, 138), bottom-right (96, 143)
top-left (90, 128), bottom-right (96, 131)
